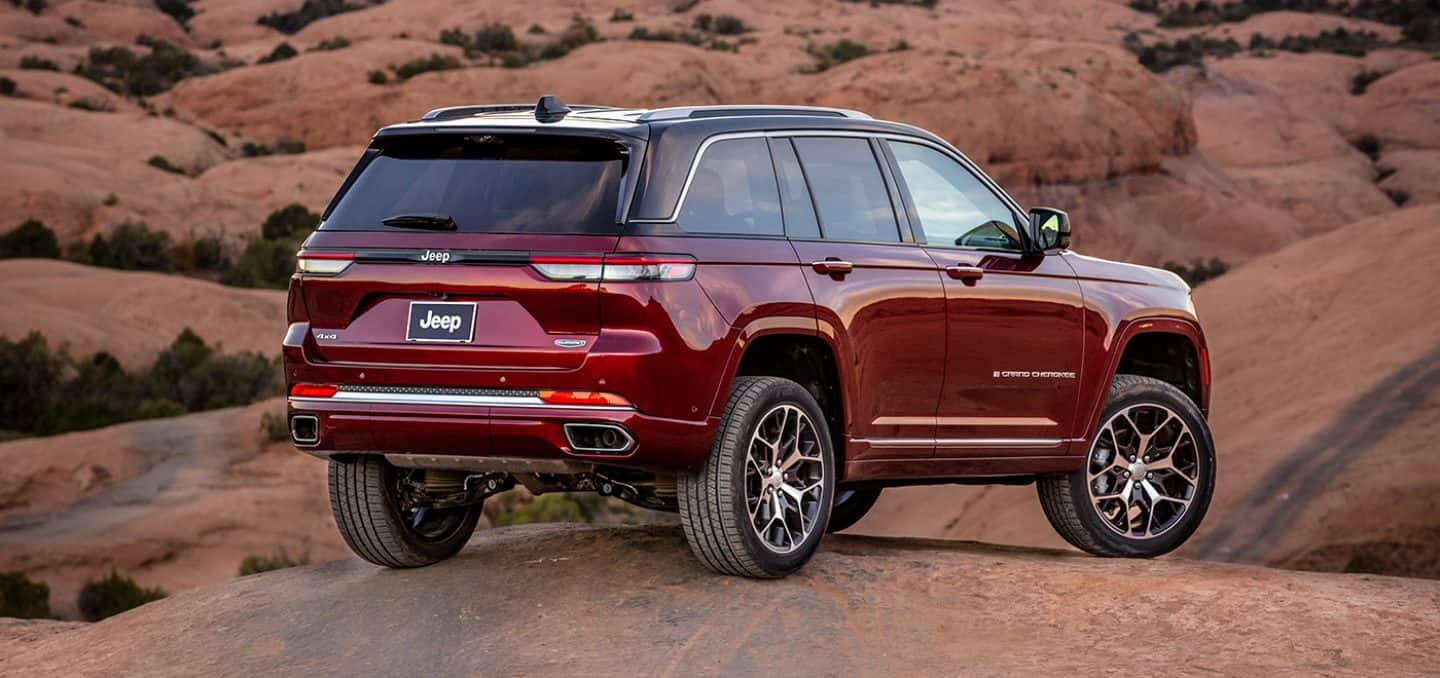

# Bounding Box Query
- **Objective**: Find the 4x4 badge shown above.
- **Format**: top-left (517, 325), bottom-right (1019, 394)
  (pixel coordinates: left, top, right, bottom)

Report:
top-left (554, 339), bottom-right (587, 348)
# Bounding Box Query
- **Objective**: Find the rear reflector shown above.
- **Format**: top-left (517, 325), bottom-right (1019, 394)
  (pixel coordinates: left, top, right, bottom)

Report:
top-left (538, 390), bottom-right (632, 407)
top-left (290, 383), bottom-right (339, 398)
top-left (531, 254), bottom-right (695, 282)
top-left (296, 251), bottom-right (353, 275)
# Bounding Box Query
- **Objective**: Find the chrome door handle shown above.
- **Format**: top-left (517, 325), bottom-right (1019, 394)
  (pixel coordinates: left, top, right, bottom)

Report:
top-left (945, 265), bottom-right (984, 283)
top-left (811, 259), bottom-right (854, 275)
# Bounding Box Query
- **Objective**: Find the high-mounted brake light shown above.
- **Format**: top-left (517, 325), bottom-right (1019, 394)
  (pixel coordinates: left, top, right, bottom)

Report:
top-left (531, 254), bottom-right (696, 282)
top-left (290, 383), bottom-right (339, 398)
top-left (538, 390), bottom-right (632, 407)
top-left (296, 251), bottom-right (353, 275)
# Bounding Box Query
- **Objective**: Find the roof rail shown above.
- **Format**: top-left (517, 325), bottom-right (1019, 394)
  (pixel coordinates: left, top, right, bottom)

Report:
top-left (421, 103), bottom-right (620, 122)
top-left (637, 105), bottom-right (873, 122)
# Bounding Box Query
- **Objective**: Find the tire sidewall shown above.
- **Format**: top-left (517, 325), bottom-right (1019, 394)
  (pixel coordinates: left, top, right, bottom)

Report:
top-left (378, 461), bottom-right (482, 561)
top-left (726, 380), bottom-right (836, 574)
top-left (1066, 378), bottom-right (1216, 557)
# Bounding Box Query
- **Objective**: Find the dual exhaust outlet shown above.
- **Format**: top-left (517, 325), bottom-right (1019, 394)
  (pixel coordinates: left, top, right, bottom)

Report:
top-left (290, 415), bottom-right (634, 455)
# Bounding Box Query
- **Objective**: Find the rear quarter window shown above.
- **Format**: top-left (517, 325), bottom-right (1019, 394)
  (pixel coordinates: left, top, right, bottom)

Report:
top-left (675, 138), bottom-right (783, 236)
top-left (322, 134), bottom-right (626, 234)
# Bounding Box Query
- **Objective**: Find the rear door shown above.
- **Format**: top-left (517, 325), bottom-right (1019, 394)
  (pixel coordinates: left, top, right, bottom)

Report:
top-left (296, 132), bottom-right (633, 371)
top-left (779, 135), bottom-right (947, 460)
top-left (883, 138), bottom-right (1085, 455)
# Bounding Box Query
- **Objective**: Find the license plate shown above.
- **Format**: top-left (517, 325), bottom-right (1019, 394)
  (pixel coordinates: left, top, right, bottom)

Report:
top-left (406, 301), bottom-right (477, 343)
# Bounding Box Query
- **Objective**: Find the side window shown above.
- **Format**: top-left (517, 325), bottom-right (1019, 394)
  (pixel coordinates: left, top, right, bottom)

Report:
top-left (791, 137), bottom-right (900, 243)
top-left (888, 141), bottom-right (1023, 251)
top-left (677, 138), bottom-right (782, 236)
top-left (769, 138), bottom-right (821, 239)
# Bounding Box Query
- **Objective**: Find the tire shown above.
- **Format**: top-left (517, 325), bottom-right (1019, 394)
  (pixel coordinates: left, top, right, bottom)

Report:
top-left (826, 487), bottom-right (882, 533)
top-left (328, 456), bottom-right (482, 568)
top-left (679, 376), bottom-right (836, 578)
top-left (1037, 374), bottom-right (1215, 557)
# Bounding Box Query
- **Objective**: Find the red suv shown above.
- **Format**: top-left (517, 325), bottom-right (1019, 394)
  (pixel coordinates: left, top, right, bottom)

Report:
top-left (285, 97), bottom-right (1215, 578)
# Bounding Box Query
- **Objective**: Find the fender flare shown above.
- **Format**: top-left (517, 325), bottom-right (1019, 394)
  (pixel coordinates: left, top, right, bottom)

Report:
top-left (1076, 315), bottom-right (1209, 445)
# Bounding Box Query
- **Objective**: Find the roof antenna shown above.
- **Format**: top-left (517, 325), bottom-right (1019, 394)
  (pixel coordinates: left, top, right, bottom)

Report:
top-left (535, 95), bottom-right (571, 123)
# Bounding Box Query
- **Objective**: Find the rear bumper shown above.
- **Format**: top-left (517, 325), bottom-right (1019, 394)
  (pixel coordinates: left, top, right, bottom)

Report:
top-left (286, 394), bottom-right (718, 471)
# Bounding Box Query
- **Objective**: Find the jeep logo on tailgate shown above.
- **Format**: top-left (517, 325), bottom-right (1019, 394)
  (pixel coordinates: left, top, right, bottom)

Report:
top-left (406, 301), bottom-right (477, 343)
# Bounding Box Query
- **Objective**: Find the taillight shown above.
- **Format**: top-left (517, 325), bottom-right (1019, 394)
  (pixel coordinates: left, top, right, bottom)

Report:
top-left (296, 251), bottom-right (353, 276)
top-left (531, 254), bottom-right (696, 282)
top-left (538, 390), bottom-right (632, 407)
top-left (290, 383), bottom-right (339, 398)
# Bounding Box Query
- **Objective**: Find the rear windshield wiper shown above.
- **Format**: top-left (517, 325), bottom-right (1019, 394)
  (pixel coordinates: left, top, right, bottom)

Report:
top-left (381, 213), bottom-right (457, 231)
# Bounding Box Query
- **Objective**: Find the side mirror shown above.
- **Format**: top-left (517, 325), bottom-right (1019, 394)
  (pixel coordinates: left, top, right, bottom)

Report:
top-left (1029, 207), bottom-right (1070, 252)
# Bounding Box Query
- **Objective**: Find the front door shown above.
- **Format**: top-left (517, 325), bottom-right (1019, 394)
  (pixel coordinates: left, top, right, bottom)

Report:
top-left (883, 139), bottom-right (1085, 456)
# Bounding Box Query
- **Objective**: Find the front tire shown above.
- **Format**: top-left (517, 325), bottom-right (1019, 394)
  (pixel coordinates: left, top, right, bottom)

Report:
top-left (679, 376), bottom-right (836, 578)
top-left (328, 456), bottom-right (482, 568)
top-left (1037, 374), bottom-right (1215, 558)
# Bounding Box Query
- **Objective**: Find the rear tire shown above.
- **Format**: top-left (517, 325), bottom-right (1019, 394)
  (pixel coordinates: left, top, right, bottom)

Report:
top-left (679, 376), bottom-right (836, 578)
top-left (328, 456), bottom-right (481, 568)
top-left (1037, 374), bottom-right (1215, 557)
top-left (826, 487), bottom-right (882, 533)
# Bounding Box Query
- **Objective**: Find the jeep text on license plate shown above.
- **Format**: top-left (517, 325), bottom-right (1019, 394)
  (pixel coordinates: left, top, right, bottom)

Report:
top-left (405, 301), bottom-right (477, 343)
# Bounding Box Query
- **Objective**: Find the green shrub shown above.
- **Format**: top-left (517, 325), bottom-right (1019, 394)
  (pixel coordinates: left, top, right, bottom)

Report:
top-left (1385, 188), bottom-right (1410, 206)
top-left (805, 39), bottom-right (872, 72)
top-left (257, 0), bottom-right (363, 35)
top-left (610, 9), bottom-right (633, 21)
top-left (698, 13), bottom-right (748, 35)
top-left (494, 493), bottom-right (608, 526)
top-left (241, 139), bottom-right (306, 157)
top-left (170, 235), bottom-right (228, 272)
top-left (154, 0), bottom-right (194, 26)
top-left (367, 69), bottom-right (387, 84)
top-left (258, 42), bottom-right (299, 64)
top-left (85, 222), bottom-right (175, 271)
top-left (146, 329), bottom-right (280, 411)
top-left (260, 203), bottom-right (319, 240)
top-left (222, 237), bottom-right (296, 288)
top-left (238, 549), bottom-right (299, 575)
top-left (260, 411), bottom-right (290, 442)
top-left (1351, 69), bottom-right (1385, 94)
top-left (0, 76), bottom-right (17, 97)
top-left (537, 15), bottom-right (601, 60)
top-left (311, 36), bottom-right (350, 51)
top-left (0, 219), bottom-right (61, 259)
top-left (1352, 134), bottom-right (1381, 161)
top-left (473, 23), bottom-right (518, 53)
top-left (527, 23), bottom-right (545, 34)
top-left (628, 26), bottom-right (704, 46)
top-left (391, 53), bottom-right (461, 80)
top-left (19, 55), bottom-right (60, 71)
top-left (0, 572), bottom-right (52, 619)
top-left (0, 333), bottom-right (65, 434)
top-left (1162, 257), bottom-right (1230, 287)
top-left (136, 398), bottom-right (186, 419)
top-left (1127, 33), bottom-right (1241, 72)
top-left (76, 572), bottom-right (165, 621)
top-left (67, 98), bottom-right (111, 112)
top-left (147, 155), bottom-right (188, 175)
top-left (42, 352), bottom-right (143, 432)
top-left (14, 0), bottom-right (47, 13)
top-left (75, 41), bottom-right (201, 96)
top-left (1249, 28), bottom-right (1384, 57)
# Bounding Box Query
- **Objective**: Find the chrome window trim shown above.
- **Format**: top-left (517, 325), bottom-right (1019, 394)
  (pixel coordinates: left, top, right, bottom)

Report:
top-left (628, 129), bottom-right (1027, 225)
top-left (289, 391), bottom-right (635, 411)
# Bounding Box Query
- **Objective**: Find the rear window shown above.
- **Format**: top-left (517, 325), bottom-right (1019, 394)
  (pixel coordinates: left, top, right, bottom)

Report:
top-left (322, 134), bottom-right (625, 234)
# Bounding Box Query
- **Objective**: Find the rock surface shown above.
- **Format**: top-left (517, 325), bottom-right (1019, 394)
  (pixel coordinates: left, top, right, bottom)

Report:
top-left (4, 523), bottom-right (1439, 677)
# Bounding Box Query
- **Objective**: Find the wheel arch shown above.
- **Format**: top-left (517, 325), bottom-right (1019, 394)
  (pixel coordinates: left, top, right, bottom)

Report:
top-left (1079, 317), bottom-right (1209, 444)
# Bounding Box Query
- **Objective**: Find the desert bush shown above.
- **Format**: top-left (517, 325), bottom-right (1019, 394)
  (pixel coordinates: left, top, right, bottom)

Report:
top-left (540, 15), bottom-right (601, 59)
top-left (473, 23), bottom-right (519, 53)
top-left (1162, 257), bottom-right (1230, 287)
top-left (1385, 188), bottom-right (1411, 206)
top-left (136, 398), bottom-right (186, 419)
top-left (311, 36), bottom-right (350, 51)
top-left (76, 41), bottom-right (201, 96)
top-left (146, 155), bottom-right (188, 175)
top-left (241, 138), bottom-right (306, 157)
top-left (628, 26), bottom-right (704, 45)
top-left (19, 55), bottom-right (59, 71)
top-left (169, 235), bottom-right (229, 272)
top-left (257, 0), bottom-right (364, 35)
top-left (1352, 134), bottom-right (1381, 161)
top-left (76, 572), bottom-right (165, 621)
top-left (610, 9), bottom-right (633, 21)
top-left (494, 493), bottom-right (608, 526)
top-left (694, 13), bottom-right (749, 35)
top-left (154, 0), bottom-right (194, 26)
top-left (391, 53), bottom-right (461, 80)
top-left (367, 69), bottom-right (387, 84)
top-left (259, 203), bottom-right (319, 241)
top-left (258, 42), bottom-right (299, 64)
top-left (805, 39), bottom-right (872, 72)
top-left (260, 411), bottom-right (291, 442)
top-left (1248, 28), bottom-right (1383, 56)
top-left (147, 329), bottom-right (281, 411)
top-left (84, 222), bottom-right (175, 271)
top-left (0, 219), bottom-right (61, 259)
top-left (222, 237), bottom-right (296, 288)
top-left (67, 97), bottom-right (112, 112)
top-left (527, 23), bottom-right (545, 34)
top-left (1351, 68), bottom-right (1385, 94)
top-left (0, 76), bottom-right (17, 97)
top-left (0, 333), bottom-right (65, 434)
top-left (1127, 33), bottom-right (1241, 72)
top-left (0, 572), bottom-right (52, 619)
top-left (11, 0), bottom-right (47, 13)
top-left (238, 549), bottom-right (300, 575)
top-left (44, 352), bottom-right (144, 432)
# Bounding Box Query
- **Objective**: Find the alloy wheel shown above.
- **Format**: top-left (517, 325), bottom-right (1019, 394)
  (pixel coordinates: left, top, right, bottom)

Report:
top-left (1086, 403), bottom-right (1201, 539)
top-left (744, 404), bottom-right (826, 554)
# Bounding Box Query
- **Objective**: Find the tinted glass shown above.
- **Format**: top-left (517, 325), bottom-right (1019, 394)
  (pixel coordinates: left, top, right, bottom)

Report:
top-left (322, 134), bottom-right (623, 234)
top-left (769, 139), bottom-right (821, 239)
top-left (889, 141), bottom-right (1022, 251)
top-left (677, 138), bottom-right (782, 236)
top-left (792, 137), bottom-right (899, 243)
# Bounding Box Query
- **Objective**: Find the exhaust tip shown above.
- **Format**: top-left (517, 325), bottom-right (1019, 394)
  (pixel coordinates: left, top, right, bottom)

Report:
top-left (290, 415), bottom-right (320, 446)
top-left (563, 423), bottom-right (634, 454)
